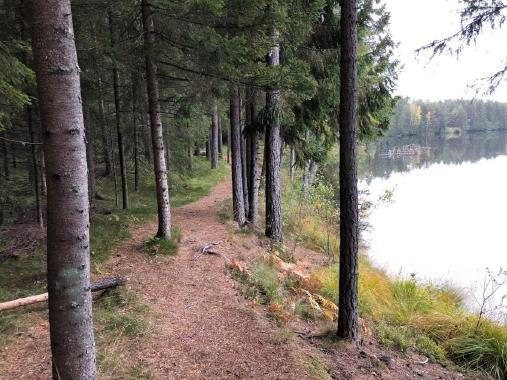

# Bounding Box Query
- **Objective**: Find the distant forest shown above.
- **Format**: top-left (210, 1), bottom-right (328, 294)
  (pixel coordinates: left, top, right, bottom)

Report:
top-left (388, 98), bottom-right (507, 136)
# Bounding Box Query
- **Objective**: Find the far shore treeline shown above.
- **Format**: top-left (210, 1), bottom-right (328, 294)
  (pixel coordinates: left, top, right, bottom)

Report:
top-left (389, 97), bottom-right (507, 137)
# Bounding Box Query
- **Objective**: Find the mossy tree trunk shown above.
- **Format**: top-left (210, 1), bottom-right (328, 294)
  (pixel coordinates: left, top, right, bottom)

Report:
top-left (28, 0), bottom-right (97, 377)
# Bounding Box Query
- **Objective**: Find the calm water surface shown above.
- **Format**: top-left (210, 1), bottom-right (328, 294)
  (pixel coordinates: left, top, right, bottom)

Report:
top-left (360, 130), bottom-right (507, 313)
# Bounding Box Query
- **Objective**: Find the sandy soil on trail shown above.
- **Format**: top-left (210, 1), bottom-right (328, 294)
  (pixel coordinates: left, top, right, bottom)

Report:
top-left (109, 178), bottom-right (312, 379)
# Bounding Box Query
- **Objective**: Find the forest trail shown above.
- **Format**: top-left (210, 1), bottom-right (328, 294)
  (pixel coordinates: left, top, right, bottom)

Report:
top-left (110, 177), bottom-right (312, 379)
top-left (0, 178), bottom-right (313, 379)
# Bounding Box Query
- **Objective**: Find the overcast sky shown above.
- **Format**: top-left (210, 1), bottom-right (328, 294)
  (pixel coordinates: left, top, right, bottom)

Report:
top-left (386, 0), bottom-right (507, 102)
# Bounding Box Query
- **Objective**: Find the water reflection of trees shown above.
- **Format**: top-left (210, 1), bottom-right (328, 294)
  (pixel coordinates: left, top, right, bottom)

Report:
top-left (361, 130), bottom-right (507, 179)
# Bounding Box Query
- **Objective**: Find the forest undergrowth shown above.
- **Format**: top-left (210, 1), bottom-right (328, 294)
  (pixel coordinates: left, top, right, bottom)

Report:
top-left (0, 158), bottom-right (229, 377)
top-left (220, 172), bottom-right (507, 380)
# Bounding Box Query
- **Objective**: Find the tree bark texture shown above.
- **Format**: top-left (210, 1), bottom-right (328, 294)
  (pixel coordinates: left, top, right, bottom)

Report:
top-left (90, 22), bottom-right (112, 177)
top-left (337, 0), bottom-right (360, 342)
top-left (241, 102), bottom-right (249, 214)
top-left (131, 72), bottom-right (140, 192)
top-left (108, 8), bottom-right (129, 210)
top-left (227, 126), bottom-right (231, 164)
top-left (246, 89), bottom-right (261, 226)
top-left (289, 145), bottom-right (296, 181)
top-left (84, 108), bottom-right (97, 201)
top-left (27, 104), bottom-right (43, 227)
top-left (218, 116), bottom-right (223, 158)
top-left (1, 134), bottom-right (9, 180)
top-left (229, 86), bottom-right (246, 226)
top-left (211, 100), bottom-right (219, 169)
top-left (28, 0), bottom-right (97, 377)
top-left (142, 0), bottom-right (172, 239)
top-left (265, 38), bottom-right (283, 242)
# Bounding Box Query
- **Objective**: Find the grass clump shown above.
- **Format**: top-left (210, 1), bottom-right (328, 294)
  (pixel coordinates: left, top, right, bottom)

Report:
top-left (143, 227), bottom-right (182, 256)
top-left (294, 299), bottom-right (316, 321)
top-left (311, 262), bottom-right (507, 378)
top-left (305, 355), bottom-right (332, 380)
top-left (94, 288), bottom-right (153, 377)
top-left (250, 260), bottom-right (282, 304)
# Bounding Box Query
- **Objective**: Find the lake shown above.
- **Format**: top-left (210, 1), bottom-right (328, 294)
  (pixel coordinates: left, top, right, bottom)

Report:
top-left (360, 130), bottom-right (507, 319)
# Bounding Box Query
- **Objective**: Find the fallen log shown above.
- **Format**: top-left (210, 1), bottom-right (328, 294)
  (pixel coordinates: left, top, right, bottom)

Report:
top-left (0, 276), bottom-right (127, 312)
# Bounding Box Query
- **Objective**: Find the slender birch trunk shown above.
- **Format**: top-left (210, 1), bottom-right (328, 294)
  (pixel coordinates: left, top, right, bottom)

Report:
top-left (141, 0), bottom-right (172, 239)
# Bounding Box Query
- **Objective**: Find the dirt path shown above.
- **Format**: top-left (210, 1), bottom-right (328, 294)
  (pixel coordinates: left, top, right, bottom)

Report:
top-left (109, 178), bottom-right (311, 379)
top-left (0, 178), bottom-right (470, 380)
top-left (0, 178), bottom-right (312, 379)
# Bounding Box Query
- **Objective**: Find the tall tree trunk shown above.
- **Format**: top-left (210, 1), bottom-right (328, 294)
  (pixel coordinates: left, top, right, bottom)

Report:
top-left (211, 100), bottom-right (219, 169)
top-left (1, 133), bottom-right (9, 180)
top-left (230, 85), bottom-right (246, 226)
top-left (131, 72), bottom-right (140, 192)
top-left (142, 0), bottom-right (172, 239)
top-left (91, 22), bottom-right (112, 177)
top-left (206, 127), bottom-right (211, 160)
top-left (11, 138), bottom-right (16, 169)
top-left (28, 1), bottom-right (97, 377)
top-left (289, 145), bottom-right (296, 181)
top-left (143, 113), bottom-right (152, 161)
top-left (39, 132), bottom-right (47, 195)
top-left (218, 116), bottom-right (223, 158)
top-left (84, 108), bottom-right (97, 200)
top-left (27, 104), bottom-right (43, 227)
top-left (227, 126), bottom-right (231, 164)
top-left (247, 89), bottom-right (261, 226)
top-left (337, 0), bottom-right (360, 342)
top-left (240, 93), bottom-right (249, 213)
top-left (108, 8), bottom-right (129, 209)
top-left (164, 123), bottom-right (170, 174)
top-left (265, 36), bottom-right (283, 242)
top-left (110, 112), bottom-right (119, 207)
top-left (187, 123), bottom-right (193, 171)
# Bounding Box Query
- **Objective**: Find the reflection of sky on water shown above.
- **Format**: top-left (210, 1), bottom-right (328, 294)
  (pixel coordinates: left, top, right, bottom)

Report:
top-left (360, 131), bottom-right (507, 317)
